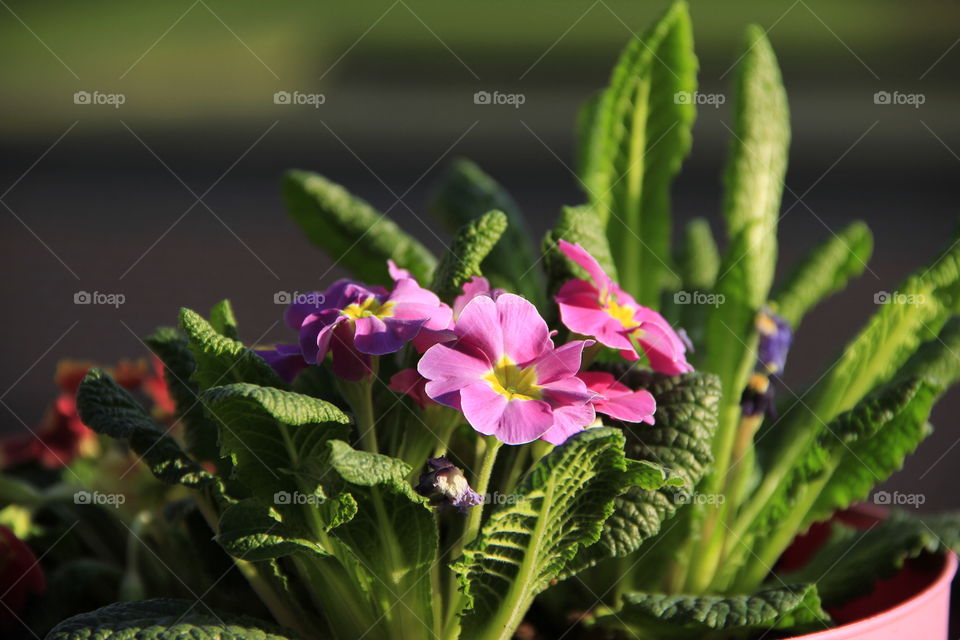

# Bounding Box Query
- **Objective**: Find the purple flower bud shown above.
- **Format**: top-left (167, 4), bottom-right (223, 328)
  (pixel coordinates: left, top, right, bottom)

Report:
top-left (416, 457), bottom-right (483, 513)
top-left (756, 309), bottom-right (792, 375)
top-left (740, 372), bottom-right (776, 418)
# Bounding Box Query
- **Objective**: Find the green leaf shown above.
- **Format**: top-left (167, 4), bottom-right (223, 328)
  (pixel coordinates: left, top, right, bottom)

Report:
top-left (215, 498), bottom-right (333, 561)
top-left (180, 308), bottom-right (286, 391)
top-left (430, 209), bottom-right (507, 301)
top-left (697, 25), bottom-right (790, 566)
top-left (607, 585), bottom-right (829, 639)
top-left (802, 319), bottom-right (960, 526)
top-left (145, 327), bottom-right (220, 462)
top-left (566, 370), bottom-right (721, 576)
top-left (283, 169), bottom-right (437, 284)
top-left (46, 598), bottom-right (297, 640)
top-left (581, 1), bottom-right (697, 305)
top-left (675, 217), bottom-right (720, 293)
top-left (797, 231), bottom-right (960, 425)
top-left (200, 383), bottom-right (350, 505)
top-left (429, 159), bottom-right (543, 302)
top-left (772, 222), bottom-right (873, 327)
top-left (210, 299), bottom-right (240, 340)
top-left (322, 440), bottom-right (438, 637)
top-left (455, 428), bottom-right (657, 640)
top-left (76, 369), bottom-right (213, 487)
top-left (780, 511), bottom-right (960, 606)
top-left (543, 204), bottom-right (618, 298)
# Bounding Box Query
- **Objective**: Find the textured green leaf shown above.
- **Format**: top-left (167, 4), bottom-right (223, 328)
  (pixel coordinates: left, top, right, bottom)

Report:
top-left (797, 231), bottom-right (960, 425)
top-left (210, 299), bottom-right (240, 340)
top-left (283, 169), bottom-right (437, 284)
top-left (429, 159), bottom-right (543, 301)
top-left (802, 319), bottom-right (960, 526)
top-left (676, 217), bottom-right (720, 292)
top-left (145, 326), bottom-right (220, 462)
top-left (780, 511), bottom-right (960, 606)
top-left (567, 369), bottom-right (720, 575)
top-left (430, 209), bottom-right (507, 301)
top-left (543, 204), bottom-right (618, 298)
top-left (607, 585), bottom-right (828, 639)
top-left (702, 23), bottom-right (789, 436)
top-left (215, 498), bottom-right (335, 561)
top-left (455, 428), bottom-right (653, 640)
top-left (322, 440), bottom-right (438, 638)
top-left (736, 238), bottom-right (960, 585)
top-left (46, 598), bottom-right (296, 640)
top-left (696, 28), bottom-right (790, 578)
top-left (180, 308), bottom-right (286, 391)
top-left (581, 1), bottom-right (697, 305)
top-left (201, 383), bottom-right (350, 505)
top-left (76, 369), bottom-right (213, 487)
top-left (772, 222), bottom-right (873, 327)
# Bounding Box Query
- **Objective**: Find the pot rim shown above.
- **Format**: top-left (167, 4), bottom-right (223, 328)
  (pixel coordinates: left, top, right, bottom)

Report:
top-left (787, 549), bottom-right (957, 639)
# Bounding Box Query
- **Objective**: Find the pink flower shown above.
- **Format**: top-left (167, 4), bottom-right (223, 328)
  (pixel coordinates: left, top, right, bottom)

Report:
top-left (418, 293), bottom-right (596, 445)
top-left (578, 372), bottom-right (656, 424)
top-left (290, 262), bottom-right (453, 381)
top-left (388, 368), bottom-right (431, 408)
top-left (555, 241), bottom-right (693, 375)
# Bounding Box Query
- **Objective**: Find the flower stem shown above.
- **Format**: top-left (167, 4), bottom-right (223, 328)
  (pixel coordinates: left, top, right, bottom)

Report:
top-left (463, 437), bottom-right (503, 546)
top-left (339, 373), bottom-right (379, 453)
top-left (443, 437), bottom-right (504, 637)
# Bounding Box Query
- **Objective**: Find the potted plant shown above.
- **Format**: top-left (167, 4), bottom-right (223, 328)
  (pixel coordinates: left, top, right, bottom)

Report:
top-left (2, 3), bottom-right (958, 639)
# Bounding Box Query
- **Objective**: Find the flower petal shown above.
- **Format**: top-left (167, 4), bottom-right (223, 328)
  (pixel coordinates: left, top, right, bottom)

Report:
top-left (496, 293), bottom-right (551, 365)
top-left (540, 402), bottom-right (596, 445)
top-left (419, 343), bottom-right (491, 409)
top-left (329, 322), bottom-right (371, 381)
top-left (460, 382), bottom-right (554, 444)
top-left (533, 340), bottom-right (591, 385)
top-left (558, 240), bottom-right (614, 292)
top-left (453, 295), bottom-right (503, 364)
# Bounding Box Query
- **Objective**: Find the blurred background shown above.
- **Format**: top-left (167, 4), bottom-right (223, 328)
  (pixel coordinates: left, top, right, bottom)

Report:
top-left (1, 0), bottom-right (958, 508)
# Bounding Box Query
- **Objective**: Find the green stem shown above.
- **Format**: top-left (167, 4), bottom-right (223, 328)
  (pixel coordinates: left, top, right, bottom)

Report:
top-left (443, 437), bottom-right (504, 638)
top-left (340, 373), bottom-right (379, 453)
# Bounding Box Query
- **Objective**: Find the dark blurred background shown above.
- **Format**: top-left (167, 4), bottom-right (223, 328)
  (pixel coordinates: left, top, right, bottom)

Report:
top-left (1, 0), bottom-right (958, 508)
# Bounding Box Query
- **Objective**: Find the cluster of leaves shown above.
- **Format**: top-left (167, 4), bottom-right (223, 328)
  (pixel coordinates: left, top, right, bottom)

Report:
top-left (26, 2), bottom-right (960, 639)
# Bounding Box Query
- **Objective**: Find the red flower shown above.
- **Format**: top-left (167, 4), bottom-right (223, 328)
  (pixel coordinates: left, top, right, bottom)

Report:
top-left (0, 526), bottom-right (45, 630)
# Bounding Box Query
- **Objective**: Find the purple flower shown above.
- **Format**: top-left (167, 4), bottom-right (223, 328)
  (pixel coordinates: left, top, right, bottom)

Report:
top-left (756, 309), bottom-right (792, 375)
top-left (254, 344), bottom-right (309, 383)
top-left (741, 372), bottom-right (776, 418)
top-left (286, 262), bottom-right (453, 381)
top-left (416, 457), bottom-right (483, 512)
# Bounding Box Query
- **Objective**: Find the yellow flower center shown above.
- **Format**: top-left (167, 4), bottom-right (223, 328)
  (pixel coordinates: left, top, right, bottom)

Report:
top-left (605, 297), bottom-right (639, 329)
top-left (341, 297), bottom-right (395, 321)
top-left (483, 356), bottom-right (542, 401)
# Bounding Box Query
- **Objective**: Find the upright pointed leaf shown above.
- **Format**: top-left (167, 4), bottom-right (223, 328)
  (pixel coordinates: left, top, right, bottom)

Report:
top-left (699, 24), bottom-right (790, 529)
top-left (580, 1), bottom-right (697, 305)
top-left (430, 209), bottom-right (507, 301)
top-left (180, 308), bottom-right (286, 391)
top-left (543, 204), bottom-right (618, 299)
top-left (429, 159), bottom-right (543, 302)
top-left (209, 299), bottom-right (240, 340)
top-left (283, 169), bottom-right (437, 284)
top-left (772, 222), bottom-right (873, 327)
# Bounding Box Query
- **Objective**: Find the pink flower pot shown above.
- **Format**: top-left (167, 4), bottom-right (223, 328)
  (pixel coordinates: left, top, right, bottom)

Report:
top-left (783, 506), bottom-right (957, 640)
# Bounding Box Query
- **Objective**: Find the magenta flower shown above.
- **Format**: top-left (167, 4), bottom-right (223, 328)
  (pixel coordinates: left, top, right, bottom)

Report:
top-left (418, 293), bottom-right (596, 445)
top-left (578, 372), bottom-right (656, 424)
top-left (554, 241), bottom-right (693, 375)
top-left (290, 262), bottom-right (453, 381)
